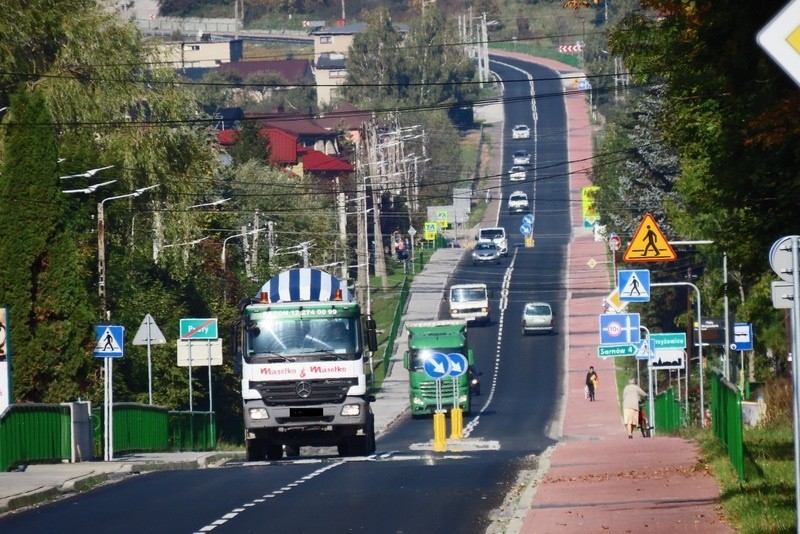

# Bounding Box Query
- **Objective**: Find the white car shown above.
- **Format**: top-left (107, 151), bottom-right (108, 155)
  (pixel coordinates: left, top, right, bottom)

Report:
top-left (508, 191), bottom-right (530, 214)
top-left (521, 302), bottom-right (554, 335)
top-left (513, 149), bottom-right (531, 165)
top-left (512, 125), bottom-right (530, 139)
top-left (509, 165), bottom-right (527, 181)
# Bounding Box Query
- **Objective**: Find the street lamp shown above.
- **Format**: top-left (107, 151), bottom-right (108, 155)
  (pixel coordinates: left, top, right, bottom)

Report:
top-left (189, 198), bottom-right (231, 209)
top-left (98, 185), bottom-right (159, 320)
top-left (60, 165), bottom-right (115, 180)
top-left (221, 228), bottom-right (266, 268)
top-left (154, 236), bottom-right (210, 263)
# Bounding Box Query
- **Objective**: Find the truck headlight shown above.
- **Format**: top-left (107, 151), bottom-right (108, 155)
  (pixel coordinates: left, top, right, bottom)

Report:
top-left (340, 404), bottom-right (362, 416)
top-left (412, 397), bottom-right (424, 406)
top-left (459, 394), bottom-right (468, 403)
top-left (249, 408), bottom-right (269, 420)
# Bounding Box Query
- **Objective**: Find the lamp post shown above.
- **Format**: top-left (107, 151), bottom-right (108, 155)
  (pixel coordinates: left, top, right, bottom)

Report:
top-left (222, 228), bottom-right (266, 268)
top-left (98, 185), bottom-right (159, 320)
top-left (153, 236), bottom-right (210, 263)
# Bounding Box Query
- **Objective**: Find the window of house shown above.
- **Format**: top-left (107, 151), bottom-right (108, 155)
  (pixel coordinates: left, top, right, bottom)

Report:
top-left (320, 36), bottom-right (332, 44)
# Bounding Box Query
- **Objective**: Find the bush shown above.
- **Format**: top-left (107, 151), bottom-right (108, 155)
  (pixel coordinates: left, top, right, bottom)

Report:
top-left (762, 377), bottom-right (792, 426)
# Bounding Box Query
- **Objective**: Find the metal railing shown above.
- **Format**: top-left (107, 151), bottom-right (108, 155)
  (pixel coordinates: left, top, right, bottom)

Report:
top-left (0, 404), bottom-right (71, 471)
top-left (710, 373), bottom-right (745, 481)
top-left (653, 387), bottom-right (684, 434)
top-left (382, 277), bottom-right (411, 371)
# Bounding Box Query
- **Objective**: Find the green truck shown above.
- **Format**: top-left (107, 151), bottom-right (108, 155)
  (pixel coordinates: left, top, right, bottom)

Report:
top-left (403, 320), bottom-right (475, 417)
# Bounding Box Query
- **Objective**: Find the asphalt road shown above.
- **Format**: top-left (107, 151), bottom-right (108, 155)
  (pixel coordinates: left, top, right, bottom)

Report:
top-left (0, 58), bottom-right (571, 534)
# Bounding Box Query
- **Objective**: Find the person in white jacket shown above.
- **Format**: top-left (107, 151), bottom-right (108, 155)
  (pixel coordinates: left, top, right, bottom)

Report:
top-left (623, 378), bottom-right (647, 438)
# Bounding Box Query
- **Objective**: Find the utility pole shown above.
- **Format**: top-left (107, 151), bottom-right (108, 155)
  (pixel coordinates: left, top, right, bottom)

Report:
top-left (336, 177), bottom-right (348, 281)
top-left (367, 119), bottom-right (388, 291)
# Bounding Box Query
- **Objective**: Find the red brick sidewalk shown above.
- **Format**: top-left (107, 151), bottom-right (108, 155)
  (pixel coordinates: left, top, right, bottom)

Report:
top-left (512, 56), bottom-right (734, 533)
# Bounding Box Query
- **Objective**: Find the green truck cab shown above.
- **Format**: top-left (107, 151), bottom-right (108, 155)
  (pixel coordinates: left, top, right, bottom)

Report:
top-left (403, 320), bottom-right (474, 417)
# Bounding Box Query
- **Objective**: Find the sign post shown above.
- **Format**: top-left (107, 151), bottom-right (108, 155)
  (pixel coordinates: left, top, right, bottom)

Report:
top-left (94, 325), bottom-right (124, 461)
top-left (133, 314), bottom-right (167, 405)
top-left (423, 352), bottom-right (451, 452)
top-left (180, 318), bottom-right (218, 412)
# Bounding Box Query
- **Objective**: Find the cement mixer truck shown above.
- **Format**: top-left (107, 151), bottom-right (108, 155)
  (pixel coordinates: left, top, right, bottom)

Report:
top-left (234, 268), bottom-right (378, 461)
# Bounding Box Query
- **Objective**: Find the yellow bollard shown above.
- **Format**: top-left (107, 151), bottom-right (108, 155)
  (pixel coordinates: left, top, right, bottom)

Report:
top-left (450, 407), bottom-right (463, 439)
top-left (433, 412), bottom-right (447, 452)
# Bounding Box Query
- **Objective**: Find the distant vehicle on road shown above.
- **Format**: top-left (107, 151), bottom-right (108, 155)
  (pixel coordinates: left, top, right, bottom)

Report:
top-left (512, 124), bottom-right (530, 139)
top-left (449, 283), bottom-right (490, 325)
top-left (521, 302), bottom-right (554, 335)
top-left (513, 149), bottom-right (531, 165)
top-left (477, 227), bottom-right (508, 256)
top-left (508, 191), bottom-right (529, 214)
top-left (509, 165), bottom-right (527, 181)
top-left (472, 241), bottom-right (501, 265)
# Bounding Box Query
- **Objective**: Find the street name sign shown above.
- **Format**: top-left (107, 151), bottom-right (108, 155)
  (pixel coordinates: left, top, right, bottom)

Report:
top-left (598, 344), bottom-right (637, 358)
top-left (651, 332), bottom-right (687, 350)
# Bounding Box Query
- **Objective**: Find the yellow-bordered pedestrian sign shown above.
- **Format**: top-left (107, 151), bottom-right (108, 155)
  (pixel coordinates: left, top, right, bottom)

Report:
top-left (623, 214), bottom-right (677, 262)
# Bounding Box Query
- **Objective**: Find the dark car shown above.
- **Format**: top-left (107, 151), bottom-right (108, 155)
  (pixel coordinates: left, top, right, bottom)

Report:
top-left (468, 365), bottom-right (482, 396)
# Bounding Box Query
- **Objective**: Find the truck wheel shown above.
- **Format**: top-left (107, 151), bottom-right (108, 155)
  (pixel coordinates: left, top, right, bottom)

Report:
top-left (265, 442), bottom-right (283, 461)
top-left (284, 444), bottom-right (300, 458)
top-left (245, 439), bottom-right (266, 462)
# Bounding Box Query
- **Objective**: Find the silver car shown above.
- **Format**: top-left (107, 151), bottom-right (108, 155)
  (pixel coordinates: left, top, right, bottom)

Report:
top-left (472, 241), bottom-right (501, 265)
top-left (513, 149), bottom-right (531, 165)
top-left (521, 302), bottom-right (554, 335)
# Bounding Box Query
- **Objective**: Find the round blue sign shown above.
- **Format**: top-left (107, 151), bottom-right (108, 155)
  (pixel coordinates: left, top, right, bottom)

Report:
top-left (520, 223), bottom-right (531, 236)
top-left (446, 353), bottom-right (468, 377)
top-left (422, 351), bottom-right (451, 379)
top-left (522, 214), bottom-right (534, 225)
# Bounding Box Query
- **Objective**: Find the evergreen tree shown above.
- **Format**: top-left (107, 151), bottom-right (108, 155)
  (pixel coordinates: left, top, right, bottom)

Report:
top-left (0, 88), bottom-right (96, 402)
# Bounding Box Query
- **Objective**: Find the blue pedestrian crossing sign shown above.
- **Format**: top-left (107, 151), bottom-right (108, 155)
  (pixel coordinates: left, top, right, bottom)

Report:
top-left (618, 269), bottom-right (650, 302)
top-left (94, 325), bottom-right (124, 358)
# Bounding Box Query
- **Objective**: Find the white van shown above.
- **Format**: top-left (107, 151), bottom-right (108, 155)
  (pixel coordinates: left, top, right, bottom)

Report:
top-left (477, 227), bottom-right (508, 256)
top-left (448, 283), bottom-right (490, 325)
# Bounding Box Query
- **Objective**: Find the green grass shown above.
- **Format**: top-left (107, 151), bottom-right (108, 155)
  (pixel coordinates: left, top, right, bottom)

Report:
top-left (689, 424), bottom-right (796, 533)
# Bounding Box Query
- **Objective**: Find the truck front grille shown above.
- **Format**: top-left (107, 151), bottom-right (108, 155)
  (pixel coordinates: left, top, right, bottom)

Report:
top-left (250, 378), bottom-right (357, 406)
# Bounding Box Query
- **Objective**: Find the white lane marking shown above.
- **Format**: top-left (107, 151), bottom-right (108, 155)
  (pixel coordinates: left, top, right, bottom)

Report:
top-left (193, 461), bottom-right (346, 534)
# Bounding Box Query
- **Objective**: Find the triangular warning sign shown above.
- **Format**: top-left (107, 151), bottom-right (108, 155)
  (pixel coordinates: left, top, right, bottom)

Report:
top-left (95, 327), bottom-right (122, 353)
top-left (133, 314), bottom-right (167, 346)
top-left (623, 214), bottom-right (677, 262)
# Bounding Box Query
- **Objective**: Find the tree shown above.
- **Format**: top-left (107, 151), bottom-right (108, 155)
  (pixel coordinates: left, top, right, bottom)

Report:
top-left (0, 88), bottom-right (96, 402)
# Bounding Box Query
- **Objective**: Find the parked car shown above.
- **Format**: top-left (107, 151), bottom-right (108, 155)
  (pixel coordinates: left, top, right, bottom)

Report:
top-left (512, 124), bottom-right (530, 139)
top-left (472, 241), bottom-right (501, 265)
top-left (521, 302), bottom-right (554, 335)
top-left (509, 165), bottom-right (527, 181)
top-left (508, 191), bottom-right (530, 214)
top-left (513, 149), bottom-right (531, 165)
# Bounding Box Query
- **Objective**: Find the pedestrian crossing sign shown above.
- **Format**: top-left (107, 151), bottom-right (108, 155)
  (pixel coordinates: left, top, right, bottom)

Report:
top-left (618, 269), bottom-right (650, 302)
top-left (623, 214), bottom-right (677, 262)
top-left (94, 325), bottom-right (124, 358)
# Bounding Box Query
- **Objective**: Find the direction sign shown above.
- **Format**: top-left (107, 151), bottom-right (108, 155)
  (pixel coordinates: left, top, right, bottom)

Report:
top-left (651, 332), bottom-right (686, 350)
top-left (599, 313), bottom-right (640, 345)
top-left (623, 214), bottom-right (677, 262)
top-left (733, 323), bottom-right (754, 351)
top-left (422, 351), bottom-right (451, 379)
top-left (180, 318), bottom-right (218, 340)
top-left (519, 223), bottom-right (531, 236)
top-left (598, 344), bottom-right (637, 358)
top-left (446, 353), bottom-right (468, 377)
top-left (522, 213), bottom-right (534, 226)
top-left (94, 325), bottom-right (124, 358)
top-left (618, 269), bottom-right (650, 302)
top-left (758, 2), bottom-right (800, 88)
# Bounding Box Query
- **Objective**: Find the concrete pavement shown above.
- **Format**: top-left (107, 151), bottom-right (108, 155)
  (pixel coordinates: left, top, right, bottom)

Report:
top-left (0, 55), bottom-right (731, 533)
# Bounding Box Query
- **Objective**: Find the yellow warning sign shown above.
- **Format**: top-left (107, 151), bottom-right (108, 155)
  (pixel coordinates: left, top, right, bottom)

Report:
top-left (623, 214), bottom-right (677, 262)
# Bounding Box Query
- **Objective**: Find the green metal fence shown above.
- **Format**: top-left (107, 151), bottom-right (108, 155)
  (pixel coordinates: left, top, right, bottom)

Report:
top-left (382, 276), bottom-right (411, 370)
top-left (710, 373), bottom-right (745, 482)
top-left (0, 404), bottom-right (71, 471)
top-left (169, 411), bottom-right (217, 451)
top-left (112, 403), bottom-right (170, 454)
top-left (653, 387), bottom-right (685, 434)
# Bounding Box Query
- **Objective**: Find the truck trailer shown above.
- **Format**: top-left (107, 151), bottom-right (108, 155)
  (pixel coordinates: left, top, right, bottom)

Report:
top-left (234, 268), bottom-right (378, 461)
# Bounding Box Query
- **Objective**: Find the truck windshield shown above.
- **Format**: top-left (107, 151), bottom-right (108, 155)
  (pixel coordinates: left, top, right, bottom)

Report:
top-left (246, 316), bottom-right (361, 362)
top-left (450, 288), bottom-right (487, 302)
top-left (409, 349), bottom-right (457, 371)
top-left (480, 229), bottom-right (503, 240)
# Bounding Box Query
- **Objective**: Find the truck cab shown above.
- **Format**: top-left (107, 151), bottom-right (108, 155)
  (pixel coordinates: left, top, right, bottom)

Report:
top-left (477, 227), bottom-right (508, 256)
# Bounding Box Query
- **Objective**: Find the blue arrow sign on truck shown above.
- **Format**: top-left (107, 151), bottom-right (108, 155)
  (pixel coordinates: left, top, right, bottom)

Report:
top-left (180, 318), bottom-right (218, 340)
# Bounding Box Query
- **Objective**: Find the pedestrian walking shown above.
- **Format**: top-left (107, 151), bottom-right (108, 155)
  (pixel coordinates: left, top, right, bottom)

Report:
top-left (585, 366), bottom-right (598, 401)
top-left (623, 378), bottom-right (648, 438)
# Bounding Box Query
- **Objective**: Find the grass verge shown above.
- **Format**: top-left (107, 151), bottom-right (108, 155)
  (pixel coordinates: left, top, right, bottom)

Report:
top-left (689, 424), bottom-right (796, 533)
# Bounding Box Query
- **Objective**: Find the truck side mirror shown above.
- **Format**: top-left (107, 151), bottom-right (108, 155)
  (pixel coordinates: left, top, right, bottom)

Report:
top-left (403, 351), bottom-right (410, 369)
top-left (365, 317), bottom-right (378, 352)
